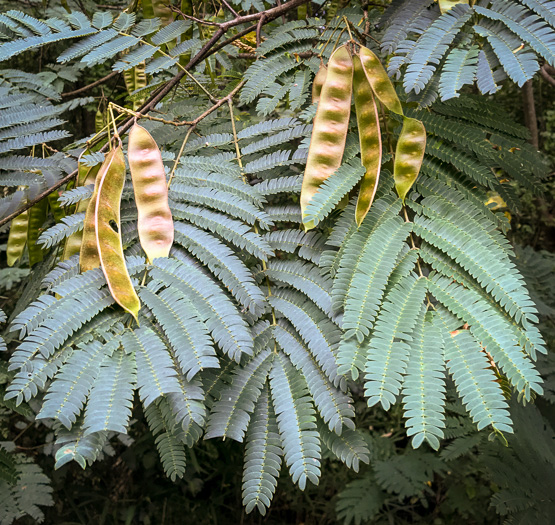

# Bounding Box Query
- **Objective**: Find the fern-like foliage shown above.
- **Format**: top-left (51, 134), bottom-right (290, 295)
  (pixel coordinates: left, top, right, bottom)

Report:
top-left (336, 399), bottom-right (555, 525)
top-left (0, 3), bottom-right (551, 518)
top-left (0, 449), bottom-right (53, 524)
top-left (380, 0), bottom-right (555, 102)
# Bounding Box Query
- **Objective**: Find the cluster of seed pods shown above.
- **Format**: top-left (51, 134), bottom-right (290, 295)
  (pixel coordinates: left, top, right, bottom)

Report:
top-left (301, 43), bottom-right (427, 228)
top-left (75, 124), bottom-right (173, 323)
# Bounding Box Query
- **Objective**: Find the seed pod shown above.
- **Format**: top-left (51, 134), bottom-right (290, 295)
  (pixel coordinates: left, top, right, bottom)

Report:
top-left (80, 152), bottom-right (114, 272)
top-left (94, 144), bottom-right (141, 322)
top-left (77, 150), bottom-right (93, 186)
top-left (27, 198), bottom-right (48, 267)
top-left (394, 117), bottom-right (426, 202)
top-left (62, 160), bottom-right (101, 261)
top-left (353, 54), bottom-right (382, 227)
top-left (301, 45), bottom-right (353, 229)
top-left (312, 62), bottom-right (328, 104)
top-left (95, 109), bottom-right (106, 133)
top-left (438, 0), bottom-right (470, 14)
top-left (47, 192), bottom-right (65, 223)
top-left (325, 0), bottom-right (340, 23)
top-left (142, 0), bottom-right (174, 25)
top-left (128, 123), bottom-right (174, 263)
top-left (359, 46), bottom-right (404, 116)
top-left (123, 61), bottom-right (147, 111)
top-left (6, 197), bottom-right (29, 267)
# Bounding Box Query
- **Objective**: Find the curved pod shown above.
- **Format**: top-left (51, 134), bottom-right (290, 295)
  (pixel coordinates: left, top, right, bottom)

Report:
top-left (359, 46), bottom-right (404, 116)
top-left (128, 123), bottom-right (174, 263)
top-left (63, 159), bottom-right (101, 261)
top-left (353, 54), bottom-right (382, 226)
top-left (312, 62), bottom-right (328, 104)
top-left (94, 145), bottom-right (141, 322)
top-left (47, 192), bottom-right (65, 223)
top-left (301, 45), bottom-right (353, 229)
top-left (80, 151), bottom-right (111, 272)
top-left (27, 198), bottom-right (48, 267)
top-left (394, 117), bottom-right (426, 202)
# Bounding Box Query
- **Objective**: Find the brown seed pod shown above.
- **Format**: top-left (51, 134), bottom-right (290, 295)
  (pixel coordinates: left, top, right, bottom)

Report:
top-left (301, 45), bottom-right (353, 229)
top-left (128, 123), bottom-right (174, 263)
top-left (94, 144), bottom-right (141, 322)
top-left (80, 150), bottom-right (112, 272)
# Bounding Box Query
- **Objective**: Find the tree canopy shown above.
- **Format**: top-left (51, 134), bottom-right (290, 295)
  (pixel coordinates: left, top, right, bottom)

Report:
top-left (0, 1), bottom-right (554, 523)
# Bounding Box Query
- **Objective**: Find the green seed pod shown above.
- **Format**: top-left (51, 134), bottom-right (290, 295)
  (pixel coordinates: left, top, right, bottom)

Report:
top-left (394, 117), bottom-right (426, 202)
top-left (353, 54), bottom-right (382, 227)
top-left (359, 46), bottom-right (404, 116)
top-left (301, 45), bottom-right (353, 229)
top-left (128, 123), bottom-right (174, 263)
top-left (77, 154), bottom-right (90, 186)
top-left (438, 0), bottom-right (470, 14)
top-left (312, 62), bottom-right (328, 104)
top-left (123, 61), bottom-right (147, 111)
top-left (325, 0), bottom-right (340, 24)
top-left (6, 198), bottom-right (29, 267)
top-left (95, 109), bottom-right (106, 134)
top-left (27, 198), bottom-right (48, 267)
top-left (94, 145), bottom-right (141, 323)
top-left (48, 191), bottom-right (65, 223)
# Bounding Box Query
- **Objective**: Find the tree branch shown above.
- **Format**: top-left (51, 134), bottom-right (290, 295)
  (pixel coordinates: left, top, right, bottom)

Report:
top-left (61, 71), bottom-right (119, 98)
top-left (540, 65), bottom-right (555, 88)
top-left (221, 0), bottom-right (239, 18)
top-left (0, 0), bottom-right (310, 228)
top-left (522, 80), bottom-right (539, 150)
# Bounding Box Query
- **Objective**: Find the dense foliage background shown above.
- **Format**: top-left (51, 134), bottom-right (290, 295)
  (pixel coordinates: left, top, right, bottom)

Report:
top-left (0, 1), bottom-right (554, 524)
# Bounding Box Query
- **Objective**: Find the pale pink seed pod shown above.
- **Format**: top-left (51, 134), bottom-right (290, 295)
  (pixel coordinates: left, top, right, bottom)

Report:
top-left (128, 123), bottom-right (174, 263)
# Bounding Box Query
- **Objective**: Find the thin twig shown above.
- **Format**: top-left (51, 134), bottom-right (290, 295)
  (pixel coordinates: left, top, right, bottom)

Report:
top-left (540, 65), bottom-right (555, 88)
top-left (167, 127), bottom-right (196, 188)
top-left (228, 98), bottom-right (277, 326)
top-left (228, 51), bottom-right (314, 59)
top-left (343, 16), bottom-right (354, 41)
top-left (110, 103), bottom-right (194, 126)
top-left (256, 14), bottom-right (265, 47)
top-left (170, 6), bottom-right (221, 26)
top-left (221, 0), bottom-right (239, 17)
top-left (61, 71), bottom-right (119, 98)
top-left (403, 206), bottom-right (425, 279)
top-left (167, 80), bottom-right (246, 187)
